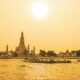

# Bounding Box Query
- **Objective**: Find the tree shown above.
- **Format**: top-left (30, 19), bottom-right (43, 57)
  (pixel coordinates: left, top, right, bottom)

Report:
top-left (23, 49), bottom-right (28, 56)
top-left (39, 50), bottom-right (46, 57)
top-left (76, 50), bottom-right (80, 57)
top-left (47, 51), bottom-right (57, 57)
top-left (12, 52), bottom-right (18, 57)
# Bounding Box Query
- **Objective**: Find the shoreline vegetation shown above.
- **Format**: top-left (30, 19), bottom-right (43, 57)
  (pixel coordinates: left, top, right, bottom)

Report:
top-left (0, 49), bottom-right (80, 59)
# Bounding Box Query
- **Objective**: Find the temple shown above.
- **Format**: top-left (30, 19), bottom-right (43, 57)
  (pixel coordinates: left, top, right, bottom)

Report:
top-left (15, 32), bottom-right (28, 56)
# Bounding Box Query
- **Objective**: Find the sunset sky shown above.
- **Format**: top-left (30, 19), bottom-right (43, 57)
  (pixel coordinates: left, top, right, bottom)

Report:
top-left (0, 0), bottom-right (80, 53)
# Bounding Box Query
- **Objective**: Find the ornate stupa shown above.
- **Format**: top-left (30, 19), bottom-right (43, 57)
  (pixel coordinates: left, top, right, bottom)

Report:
top-left (15, 32), bottom-right (27, 56)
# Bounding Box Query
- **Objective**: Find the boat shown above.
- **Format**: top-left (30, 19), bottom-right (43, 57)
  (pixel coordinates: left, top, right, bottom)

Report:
top-left (24, 57), bottom-right (71, 63)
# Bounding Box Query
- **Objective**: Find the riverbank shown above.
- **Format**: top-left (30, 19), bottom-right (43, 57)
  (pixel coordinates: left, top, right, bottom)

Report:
top-left (0, 56), bottom-right (79, 59)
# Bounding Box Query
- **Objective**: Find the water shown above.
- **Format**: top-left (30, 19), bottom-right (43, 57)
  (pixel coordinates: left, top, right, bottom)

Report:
top-left (0, 59), bottom-right (80, 80)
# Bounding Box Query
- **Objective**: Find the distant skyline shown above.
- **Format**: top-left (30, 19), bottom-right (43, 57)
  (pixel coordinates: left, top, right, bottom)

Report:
top-left (0, 0), bottom-right (80, 53)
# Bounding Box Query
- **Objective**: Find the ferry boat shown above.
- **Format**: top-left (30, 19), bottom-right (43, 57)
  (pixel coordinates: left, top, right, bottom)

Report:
top-left (24, 57), bottom-right (71, 63)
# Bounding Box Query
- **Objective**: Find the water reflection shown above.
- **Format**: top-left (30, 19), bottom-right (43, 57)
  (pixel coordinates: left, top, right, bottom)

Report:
top-left (0, 59), bottom-right (80, 80)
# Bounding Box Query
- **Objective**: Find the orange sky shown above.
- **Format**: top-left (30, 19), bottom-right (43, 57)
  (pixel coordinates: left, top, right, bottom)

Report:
top-left (0, 0), bottom-right (80, 53)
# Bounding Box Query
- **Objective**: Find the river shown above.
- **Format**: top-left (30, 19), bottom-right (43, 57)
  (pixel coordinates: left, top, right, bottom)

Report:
top-left (0, 59), bottom-right (80, 80)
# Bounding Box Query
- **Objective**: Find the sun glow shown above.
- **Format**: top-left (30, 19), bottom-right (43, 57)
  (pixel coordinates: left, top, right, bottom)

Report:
top-left (30, 1), bottom-right (50, 20)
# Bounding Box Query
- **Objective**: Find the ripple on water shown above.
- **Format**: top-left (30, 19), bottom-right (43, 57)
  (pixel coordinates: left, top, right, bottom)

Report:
top-left (20, 65), bottom-right (26, 67)
top-left (0, 59), bottom-right (80, 80)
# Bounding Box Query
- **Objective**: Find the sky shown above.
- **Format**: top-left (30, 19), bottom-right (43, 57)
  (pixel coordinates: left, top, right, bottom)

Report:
top-left (0, 0), bottom-right (80, 53)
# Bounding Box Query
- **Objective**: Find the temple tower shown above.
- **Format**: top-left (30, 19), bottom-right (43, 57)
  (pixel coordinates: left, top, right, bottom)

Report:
top-left (6, 45), bottom-right (8, 53)
top-left (28, 44), bottom-right (30, 54)
top-left (19, 32), bottom-right (25, 47)
top-left (5, 44), bottom-right (9, 56)
top-left (33, 46), bottom-right (35, 55)
top-left (15, 32), bottom-right (27, 56)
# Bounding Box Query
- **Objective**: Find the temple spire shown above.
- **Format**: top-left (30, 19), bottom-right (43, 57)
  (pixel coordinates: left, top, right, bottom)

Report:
top-left (19, 32), bottom-right (25, 46)
top-left (15, 32), bottom-right (27, 56)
